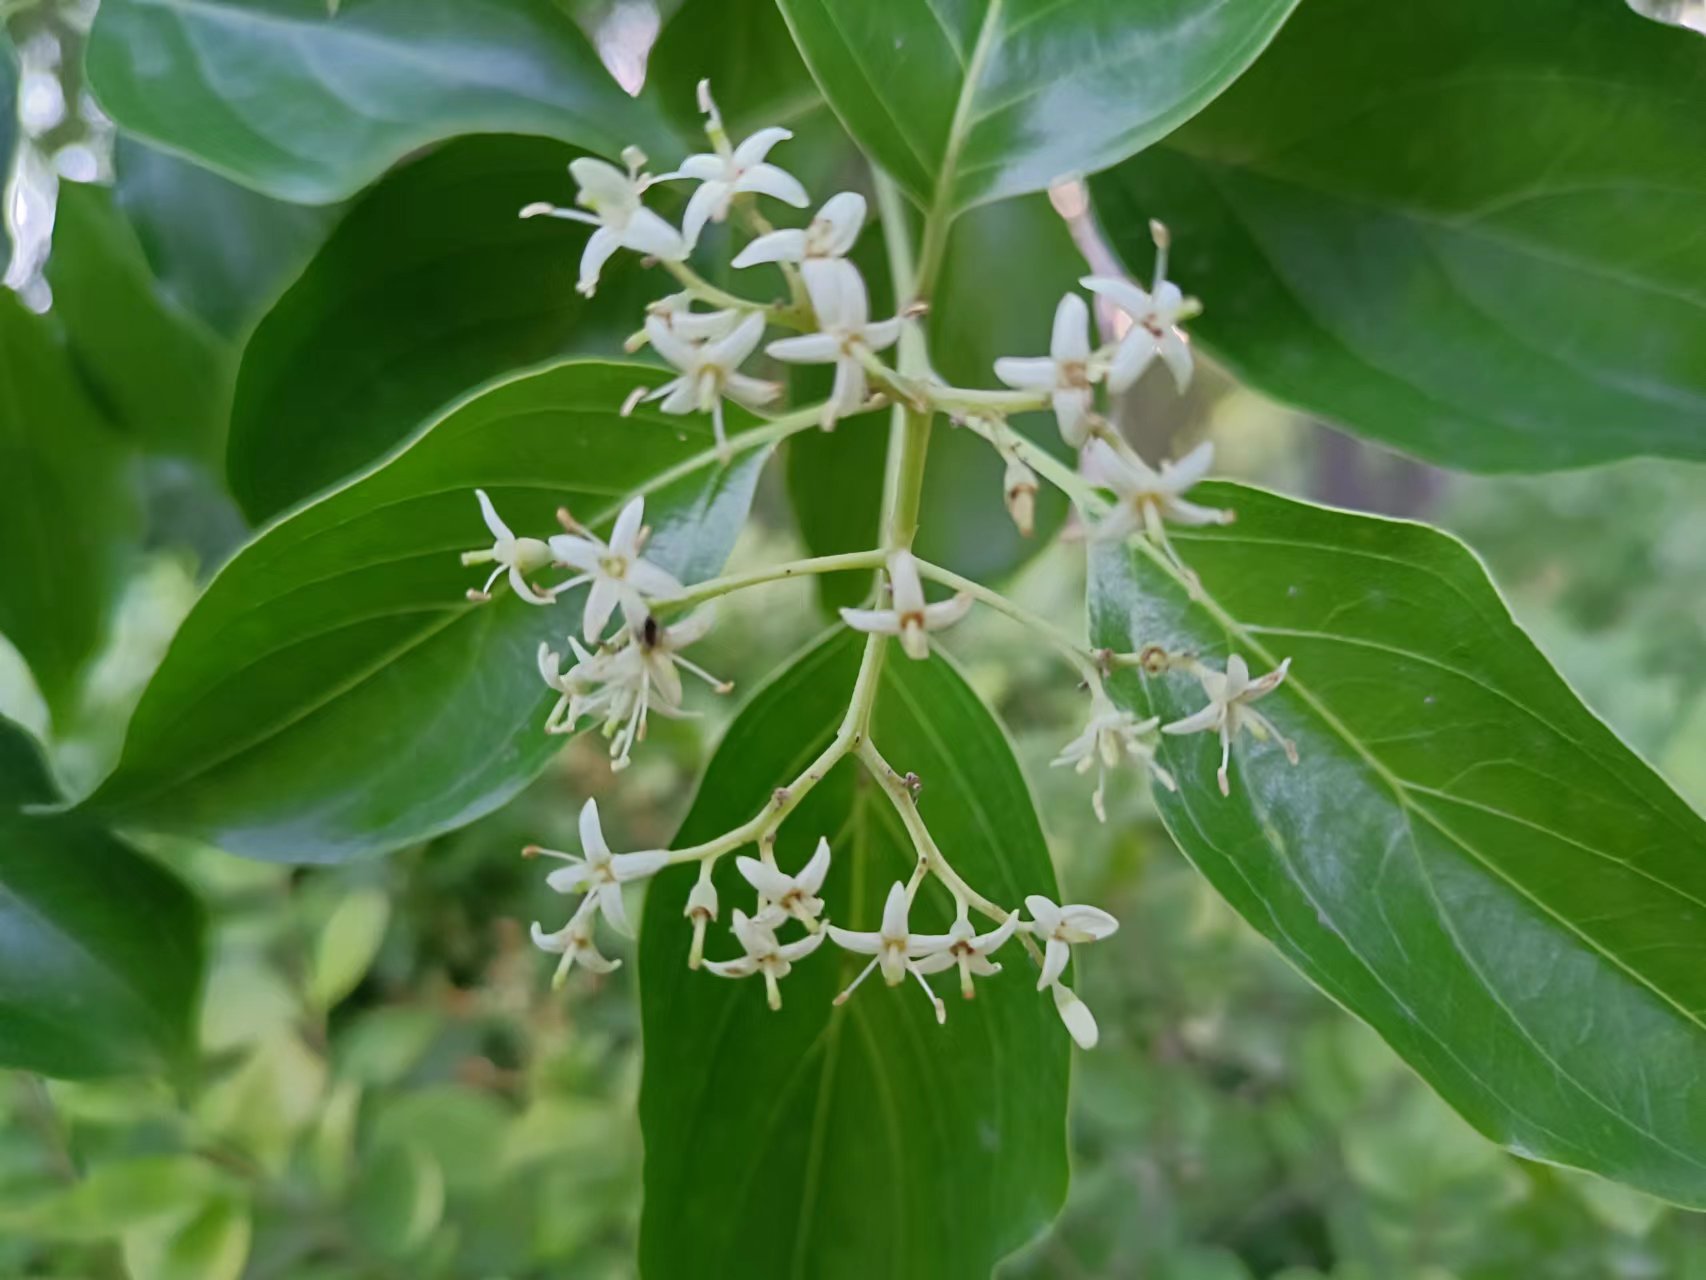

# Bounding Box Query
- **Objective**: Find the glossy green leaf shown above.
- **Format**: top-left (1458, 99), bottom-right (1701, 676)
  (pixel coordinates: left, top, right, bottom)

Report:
top-left (85, 0), bottom-right (675, 203)
top-left (775, 0), bottom-right (1298, 213)
top-left (114, 136), bottom-right (341, 337)
top-left (48, 181), bottom-right (232, 462)
top-left (228, 135), bottom-right (650, 521)
top-left (0, 809), bottom-right (205, 1077)
top-left (1088, 482), bottom-right (1706, 1205)
top-left (0, 291), bottom-right (140, 722)
top-left (1090, 0), bottom-right (1706, 471)
top-left (640, 632), bottom-right (1070, 1277)
top-left (93, 361), bottom-right (769, 862)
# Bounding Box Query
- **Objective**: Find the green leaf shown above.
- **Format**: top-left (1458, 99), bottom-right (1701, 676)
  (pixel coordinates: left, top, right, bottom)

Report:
top-left (307, 888), bottom-right (390, 1011)
top-left (121, 1198), bottom-right (252, 1280)
top-left (640, 632), bottom-right (1070, 1277)
top-left (85, 0), bottom-right (676, 203)
top-left (1088, 482), bottom-right (1706, 1206)
top-left (775, 0), bottom-right (1298, 213)
top-left (1090, 0), bottom-right (1706, 471)
top-left (352, 1143), bottom-right (445, 1258)
top-left (48, 181), bottom-right (232, 462)
top-left (0, 809), bottom-right (205, 1077)
top-left (92, 361), bottom-right (769, 862)
top-left (0, 292), bottom-right (141, 723)
top-left (0, 716), bottom-right (54, 808)
top-left (114, 135), bottom-right (342, 338)
top-left (227, 135), bottom-right (650, 521)
top-left (0, 1155), bottom-right (226, 1240)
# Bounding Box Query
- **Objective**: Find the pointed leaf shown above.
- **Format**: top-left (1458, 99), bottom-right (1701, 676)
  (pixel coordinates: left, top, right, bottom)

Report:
top-left (92, 361), bottom-right (770, 862)
top-left (640, 633), bottom-right (1070, 1277)
top-left (1090, 0), bottom-right (1706, 471)
top-left (1089, 482), bottom-right (1706, 1205)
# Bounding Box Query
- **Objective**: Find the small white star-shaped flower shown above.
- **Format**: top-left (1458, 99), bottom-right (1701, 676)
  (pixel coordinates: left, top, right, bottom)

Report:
top-left (661, 84), bottom-right (809, 248)
top-left (765, 261), bottom-right (901, 429)
top-left (548, 496), bottom-right (684, 643)
top-left (993, 292), bottom-right (1102, 448)
top-left (736, 837), bottom-right (832, 929)
top-left (1162, 654), bottom-right (1298, 796)
top-left (634, 310), bottom-right (780, 453)
top-left (908, 904), bottom-right (1019, 1001)
top-left (1053, 693), bottom-right (1176, 822)
top-left (839, 549), bottom-right (972, 661)
top-left (521, 151), bottom-right (687, 297)
top-left (1081, 221), bottom-right (1199, 393)
top-left (526, 798), bottom-right (668, 937)
top-left (827, 881), bottom-right (951, 1024)
top-left (1025, 894), bottom-right (1119, 991)
top-left (531, 899), bottom-right (619, 988)
top-left (461, 490), bottom-right (555, 604)
top-left (732, 191), bottom-right (866, 270)
top-left (703, 908), bottom-right (827, 1010)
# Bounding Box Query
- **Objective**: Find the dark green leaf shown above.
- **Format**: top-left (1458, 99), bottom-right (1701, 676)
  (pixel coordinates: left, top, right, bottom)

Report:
top-left (1089, 482), bottom-right (1706, 1205)
top-left (48, 181), bottom-right (231, 462)
top-left (775, 0), bottom-right (1298, 213)
top-left (85, 0), bottom-right (675, 203)
top-left (93, 361), bottom-right (769, 862)
top-left (0, 810), bottom-right (205, 1077)
top-left (640, 632), bottom-right (1070, 1277)
top-left (228, 135), bottom-right (651, 522)
top-left (0, 716), bottom-right (54, 808)
top-left (0, 291), bottom-right (141, 722)
top-left (1091, 0), bottom-right (1706, 471)
top-left (114, 136), bottom-right (341, 338)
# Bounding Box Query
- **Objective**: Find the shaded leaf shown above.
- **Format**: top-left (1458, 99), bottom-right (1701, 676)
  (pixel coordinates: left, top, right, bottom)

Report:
top-left (1091, 0), bottom-right (1706, 471)
top-left (640, 632), bottom-right (1070, 1277)
top-left (121, 1198), bottom-right (252, 1280)
top-left (1090, 482), bottom-right (1706, 1205)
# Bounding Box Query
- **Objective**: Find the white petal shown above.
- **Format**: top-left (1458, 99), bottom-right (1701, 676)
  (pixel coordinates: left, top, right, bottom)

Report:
top-left (815, 191), bottom-right (866, 254)
top-left (734, 162), bottom-right (809, 208)
top-left (826, 925), bottom-right (883, 955)
top-left (1051, 292), bottom-right (1091, 362)
top-left (886, 550), bottom-right (926, 618)
top-left (1164, 440), bottom-right (1215, 490)
top-left (1052, 983), bottom-right (1100, 1049)
top-left (626, 558), bottom-right (684, 599)
top-left (1053, 388), bottom-right (1092, 448)
top-left (732, 126), bottom-right (792, 168)
top-left (993, 356), bottom-right (1057, 391)
top-left (879, 881), bottom-right (911, 940)
top-left (829, 358), bottom-right (867, 418)
top-left (624, 207), bottom-right (689, 262)
top-left (797, 837), bottom-right (832, 894)
top-left (1024, 894), bottom-right (1063, 934)
top-left (610, 497), bottom-right (647, 558)
top-left (1059, 904), bottom-right (1119, 940)
top-left (545, 864), bottom-right (589, 893)
top-left (704, 956), bottom-right (759, 978)
top-left (975, 911), bottom-right (1020, 953)
top-left (1162, 703), bottom-right (1223, 736)
top-left (1157, 328), bottom-right (1193, 392)
top-left (1038, 937), bottom-right (1070, 990)
top-left (599, 881), bottom-right (632, 936)
top-left (549, 533), bottom-right (604, 573)
top-left (737, 856), bottom-right (795, 899)
top-left (583, 576), bottom-right (620, 643)
top-left (578, 226), bottom-right (622, 294)
top-left (731, 227), bottom-right (807, 268)
top-left (530, 921), bottom-right (569, 953)
top-left (1104, 330), bottom-right (1157, 394)
top-left (578, 798), bottom-right (609, 857)
top-left (705, 310), bottom-right (767, 367)
top-left (776, 930), bottom-right (827, 962)
top-left (569, 157), bottom-right (633, 210)
top-left (537, 642), bottom-right (562, 687)
top-left (1081, 274), bottom-right (1154, 319)
top-left (645, 313), bottom-right (700, 372)
top-left (920, 593), bottom-right (973, 632)
top-left (910, 950), bottom-right (957, 974)
top-left (612, 849), bottom-right (669, 882)
top-left (803, 259), bottom-right (868, 330)
top-left (475, 489), bottom-right (512, 541)
top-left (1081, 438), bottom-right (1149, 495)
top-left (861, 316), bottom-right (902, 351)
top-left (725, 372), bottom-right (782, 407)
top-left (1225, 654), bottom-right (1251, 695)
top-left (765, 332), bottom-right (841, 364)
top-left (681, 180), bottom-right (729, 250)
top-left (837, 606), bottom-right (901, 636)
top-left (675, 153), bottom-right (727, 182)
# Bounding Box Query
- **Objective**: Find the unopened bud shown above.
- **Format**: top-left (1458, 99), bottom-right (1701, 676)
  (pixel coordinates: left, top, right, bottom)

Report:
top-left (686, 877), bottom-right (718, 922)
top-left (1004, 457), bottom-right (1038, 537)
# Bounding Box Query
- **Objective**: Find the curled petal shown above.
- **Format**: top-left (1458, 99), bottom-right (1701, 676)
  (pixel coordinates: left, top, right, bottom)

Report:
top-left (1051, 983), bottom-right (1100, 1049)
top-left (1157, 327), bottom-right (1193, 391)
top-left (578, 797), bottom-right (609, 857)
top-left (1050, 291), bottom-right (1091, 362)
top-left (1038, 936), bottom-right (1071, 990)
top-left (681, 180), bottom-right (730, 249)
top-left (776, 929), bottom-right (828, 963)
top-left (838, 606), bottom-right (901, 637)
top-left (731, 126), bottom-right (793, 168)
top-left (545, 863), bottom-right (589, 893)
top-left (797, 837), bottom-right (833, 894)
top-left (734, 162), bottom-right (809, 208)
top-left (610, 497), bottom-right (647, 559)
top-left (1024, 894), bottom-right (1063, 934)
top-left (1080, 274), bottom-right (1153, 319)
top-left (598, 881), bottom-right (632, 936)
top-left (578, 225), bottom-right (622, 295)
top-left (1162, 703), bottom-right (1223, 736)
top-left (732, 227), bottom-right (807, 268)
top-left (1059, 904), bottom-right (1119, 940)
top-left (826, 925), bottom-right (883, 955)
top-left (993, 356), bottom-right (1057, 391)
top-left (612, 849), bottom-right (670, 882)
top-left (1104, 330), bottom-right (1157, 394)
top-left (626, 558), bottom-right (685, 600)
top-left (862, 316), bottom-right (903, 351)
top-left (814, 191), bottom-right (866, 254)
top-left (920, 593), bottom-right (974, 632)
top-left (583, 576), bottom-right (620, 643)
top-left (475, 489), bottom-right (513, 541)
top-left (766, 332), bottom-right (841, 364)
top-left (704, 955), bottom-right (760, 978)
top-left (736, 855), bottom-right (795, 900)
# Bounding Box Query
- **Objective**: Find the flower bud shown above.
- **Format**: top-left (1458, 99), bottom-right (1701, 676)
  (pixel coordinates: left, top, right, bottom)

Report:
top-left (685, 878), bottom-right (718, 970)
top-left (1004, 457), bottom-right (1038, 537)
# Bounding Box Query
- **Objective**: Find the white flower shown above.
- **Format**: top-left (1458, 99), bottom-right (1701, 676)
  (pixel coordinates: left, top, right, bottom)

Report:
top-left (765, 261), bottom-right (901, 429)
top-left (908, 904), bottom-right (1019, 1001)
top-left (636, 292), bottom-right (746, 347)
top-left (704, 908), bottom-right (827, 1010)
top-left (1162, 654), bottom-right (1297, 796)
top-left (1024, 894), bottom-right (1119, 991)
top-left (661, 84), bottom-right (809, 248)
top-left (531, 899), bottom-right (619, 988)
top-left (1050, 982), bottom-right (1100, 1050)
top-left (736, 837), bottom-right (831, 928)
top-left (993, 292), bottom-right (1101, 448)
top-left (1081, 438), bottom-right (1233, 572)
top-left (460, 490), bottom-right (555, 604)
top-left (838, 549), bottom-right (972, 661)
top-left (520, 151), bottom-right (687, 297)
top-left (633, 310), bottom-right (779, 453)
top-left (526, 798), bottom-right (668, 937)
top-left (548, 496), bottom-right (684, 643)
top-left (633, 607), bottom-right (732, 709)
top-left (1053, 694), bottom-right (1175, 822)
top-left (1081, 220), bottom-right (1198, 393)
top-left (827, 881), bottom-right (950, 1024)
top-left (732, 191), bottom-right (866, 270)
top-left (1003, 455), bottom-right (1039, 538)
top-left (685, 873), bottom-right (718, 970)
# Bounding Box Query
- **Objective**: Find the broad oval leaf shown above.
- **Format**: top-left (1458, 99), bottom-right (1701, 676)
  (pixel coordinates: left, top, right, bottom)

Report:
top-left (640, 632), bottom-right (1070, 1277)
top-left (92, 361), bottom-right (769, 862)
top-left (776, 0), bottom-right (1299, 213)
top-left (1091, 0), bottom-right (1706, 471)
top-left (227, 135), bottom-right (650, 521)
top-left (1089, 482), bottom-right (1706, 1205)
top-left (85, 0), bottom-right (675, 203)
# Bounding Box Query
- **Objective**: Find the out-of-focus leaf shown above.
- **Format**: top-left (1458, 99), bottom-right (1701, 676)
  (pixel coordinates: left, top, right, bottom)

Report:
top-left (307, 888), bottom-right (390, 1011)
top-left (1090, 482), bottom-right (1706, 1206)
top-left (0, 291), bottom-right (140, 722)
top-left (370, 1084), bottom-right (510, 1196)
top-left (228, 135), bottom-right (651, 521)
top-left (640, 632), bottom-right (1070, 1278)
top-left (0, 802), bottom-right (204, 1078)
top-left (352, 1143), bottom-right (445, 1257)
top-left (92, 362), bottom-right (769, 862)
top-left (114, 136), bottom-right (340, 338)
top-left (198, 960), bottom-right (297, 1053)
top-left (333, 1006), bottom-right (441, 1086)
top-left (775, 0), bottom-right (1298, 213)
top-left (48, 181), bottom-right (230, 462)
top-left (121, 1198), bottom-right (252, 1280)
top-left (0, 1155), bottom-right (224, 1240)
top-left (1091, 0), bottom-right (1706, 471)
top-left (309, 1079), bottom-right (363, 1195)
top-left (197, 1031), bottom-right (326, 1172)
top-left (0, 715), bottom-right (53, 806)
top-left (86, 0), bottom-right (675, 203)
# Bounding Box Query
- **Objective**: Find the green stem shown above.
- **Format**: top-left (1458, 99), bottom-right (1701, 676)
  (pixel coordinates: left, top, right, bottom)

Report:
top-left (913, 557), bottom-right (1103, 689)
top-left (657, 550), bottom-right (887, 613)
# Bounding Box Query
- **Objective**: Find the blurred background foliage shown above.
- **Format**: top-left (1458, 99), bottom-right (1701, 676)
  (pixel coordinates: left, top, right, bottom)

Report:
top-left (3, 0), bottom-right (1705, 1275)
